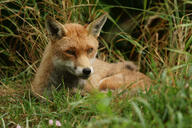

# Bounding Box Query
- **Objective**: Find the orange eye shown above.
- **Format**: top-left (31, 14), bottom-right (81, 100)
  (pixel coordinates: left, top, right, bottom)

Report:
top-left (65, 49), bottom-right (76, 56)
top-left (87, 48), bottom-right (93, 54)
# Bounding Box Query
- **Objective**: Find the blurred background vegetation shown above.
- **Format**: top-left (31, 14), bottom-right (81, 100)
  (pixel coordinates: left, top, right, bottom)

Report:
top-left (0, 0), bottom-right (192, 127)
top-left (0, 0), bottom-right (191, 80)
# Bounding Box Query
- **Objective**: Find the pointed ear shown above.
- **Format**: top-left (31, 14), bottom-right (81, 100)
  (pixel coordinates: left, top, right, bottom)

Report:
top-left (87, 14), bottom-right (107, 37)
top-left (45, 16), bottom-right (66, 40)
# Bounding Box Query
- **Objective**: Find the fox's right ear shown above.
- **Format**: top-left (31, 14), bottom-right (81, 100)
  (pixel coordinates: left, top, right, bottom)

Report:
top-left (45, 16), bottom-right (66, 40)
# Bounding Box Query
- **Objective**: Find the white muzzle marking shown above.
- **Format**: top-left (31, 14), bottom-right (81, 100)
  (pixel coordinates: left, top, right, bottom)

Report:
top-left (53, 56), bottom-right (94, 77)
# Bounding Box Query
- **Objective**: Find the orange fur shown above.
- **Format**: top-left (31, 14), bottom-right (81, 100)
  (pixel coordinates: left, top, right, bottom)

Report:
top-left (31, 15), bottom-right (152, 99)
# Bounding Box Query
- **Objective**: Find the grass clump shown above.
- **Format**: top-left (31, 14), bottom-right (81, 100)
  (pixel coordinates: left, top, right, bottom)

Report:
top-left (0, 0), bottom-right (192, 127)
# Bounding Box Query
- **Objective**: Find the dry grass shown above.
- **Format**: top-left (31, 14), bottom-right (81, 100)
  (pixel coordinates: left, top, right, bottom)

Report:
top-left (0, 0), bottom-right (192, 127)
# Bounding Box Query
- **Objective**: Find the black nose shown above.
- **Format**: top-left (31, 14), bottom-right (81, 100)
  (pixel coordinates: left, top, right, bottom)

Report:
top-left (83, 68), bottom-right (91, 75)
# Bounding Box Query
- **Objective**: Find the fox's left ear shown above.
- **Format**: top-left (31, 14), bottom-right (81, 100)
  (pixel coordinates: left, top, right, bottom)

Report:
top-left (87, 14), bottom-right (108, 37)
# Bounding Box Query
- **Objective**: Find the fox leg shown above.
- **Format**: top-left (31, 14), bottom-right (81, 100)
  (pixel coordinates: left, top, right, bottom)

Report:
top-left (98, 71), bottom-right (151, 91)
top-left (98, 73), bottom-right (126, 91)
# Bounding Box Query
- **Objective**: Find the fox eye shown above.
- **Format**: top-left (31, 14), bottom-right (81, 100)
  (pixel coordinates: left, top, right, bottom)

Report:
top-left (87, 48), bottom-right (93, 54)
top-left (65, 49), bottom-right (76, 56)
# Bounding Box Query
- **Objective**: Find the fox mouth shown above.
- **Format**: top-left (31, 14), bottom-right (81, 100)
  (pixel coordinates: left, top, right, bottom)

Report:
top-left (67, 69), bottom-right (90, 79)
top-left (79, 75), bottom-right (90, 79)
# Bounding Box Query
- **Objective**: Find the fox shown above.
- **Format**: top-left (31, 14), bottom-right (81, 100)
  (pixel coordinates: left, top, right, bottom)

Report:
top-left (31, 14), bottom-right (151, 99)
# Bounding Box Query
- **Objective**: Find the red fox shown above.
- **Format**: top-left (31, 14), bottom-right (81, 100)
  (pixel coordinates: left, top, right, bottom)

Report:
top-left (31, 14), bottom-right (151, 98)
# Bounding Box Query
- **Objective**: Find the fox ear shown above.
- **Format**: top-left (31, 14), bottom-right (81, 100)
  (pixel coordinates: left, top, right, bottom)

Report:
top-left (87, 14), bottom-right (107, 37)
top-left (45, 17), bottom-right (66, 40)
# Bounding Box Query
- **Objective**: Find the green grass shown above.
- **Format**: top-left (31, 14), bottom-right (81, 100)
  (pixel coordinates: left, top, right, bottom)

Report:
top-left (1, 75), bottom-right (192, 127)
top-left (0, 0), bottom-right (192, 127)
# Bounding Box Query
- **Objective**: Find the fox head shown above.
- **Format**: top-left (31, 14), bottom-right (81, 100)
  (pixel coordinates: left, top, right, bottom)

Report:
top-left (46, 14), bottom-right (107, 79)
